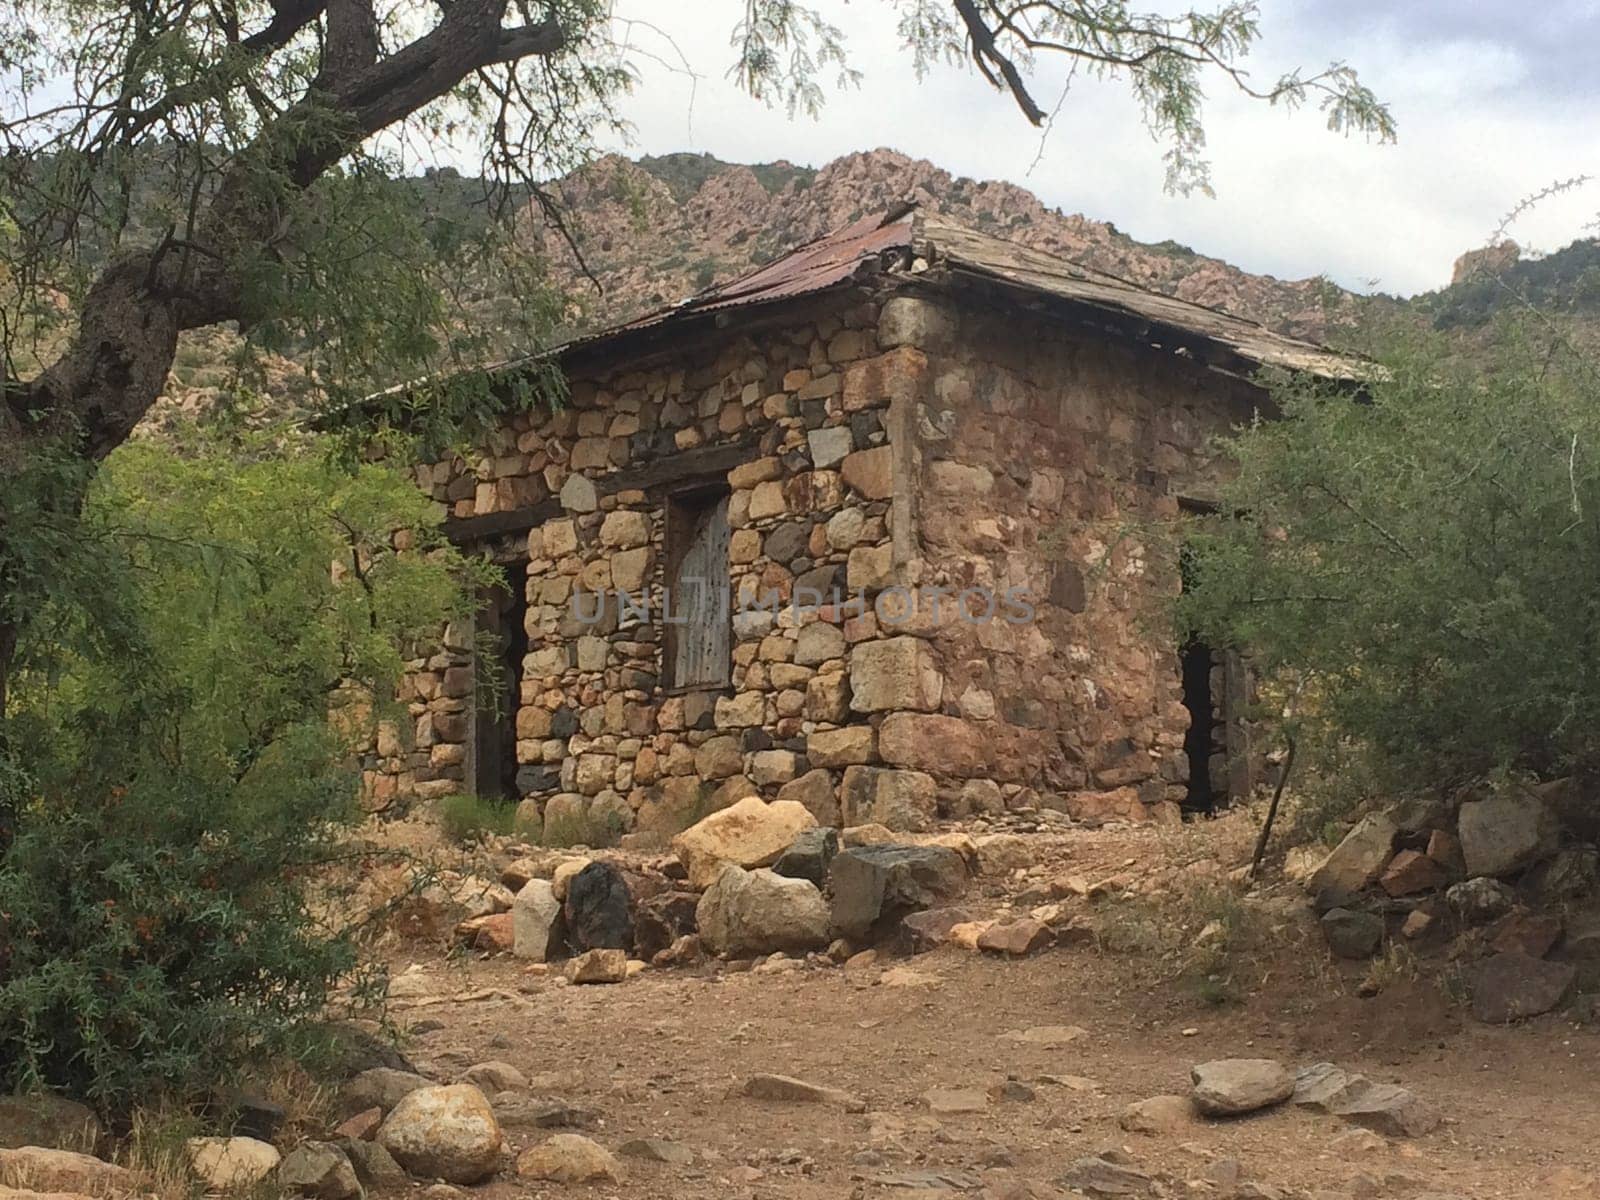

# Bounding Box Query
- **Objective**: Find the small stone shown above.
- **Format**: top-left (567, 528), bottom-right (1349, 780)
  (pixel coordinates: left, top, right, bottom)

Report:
top-left (741, 1074), bottom-right (865, 1112)
top-left (922, 1088), bottom-right (988, 1115)
top-left (567, 947), bottom-right (629, 984)
top-left (1400, 909), bottom-right (1434, 940)
top-left (339, 1138), bottom-right (408, 1188)
top-left (897, 906), bottom-right (978, 954)
top-left (377, 1084), bottom-right (502, 1185)
top-left (1190, 1059), bottom-right (1294, 1116)
top-left (1120, 1095), bottom-right (1193, 1135)
top-left (617, 1138), bottom-right (694, 1165)
top-left (1059, 1155), bottom-right (1152, 1196)
top-left (458, 1061), bottom-right (528, 1095)
top-left (515, 1134), bottom-right (623, 1184)
top-left (999, 1025), bottom-right (1089, 1047)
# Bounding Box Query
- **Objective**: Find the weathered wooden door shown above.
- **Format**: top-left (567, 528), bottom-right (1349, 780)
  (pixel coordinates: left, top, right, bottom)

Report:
top-left (666, 491), bottom-right (731, 689)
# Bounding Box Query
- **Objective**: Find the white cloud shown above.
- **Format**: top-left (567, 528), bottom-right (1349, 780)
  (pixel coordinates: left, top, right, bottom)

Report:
top-left (603, 0), bottom-right (1600, 296)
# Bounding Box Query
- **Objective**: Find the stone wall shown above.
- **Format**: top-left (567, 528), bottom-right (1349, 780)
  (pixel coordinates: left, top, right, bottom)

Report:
top-left (369, 282), bottom-right (1264, 836)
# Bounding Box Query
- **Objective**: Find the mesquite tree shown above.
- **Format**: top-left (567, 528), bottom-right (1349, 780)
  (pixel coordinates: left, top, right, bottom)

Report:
top-left (0, 0), bottom-right (1393, 751)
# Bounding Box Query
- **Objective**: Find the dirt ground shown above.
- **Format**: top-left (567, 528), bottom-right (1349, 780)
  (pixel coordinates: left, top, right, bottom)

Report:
top-left (378, 814), bottom-right (1600, 1200)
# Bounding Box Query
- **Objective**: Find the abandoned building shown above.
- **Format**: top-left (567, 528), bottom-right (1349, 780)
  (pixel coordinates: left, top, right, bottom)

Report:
top-left (365, 208), bottom-right (1356, 838)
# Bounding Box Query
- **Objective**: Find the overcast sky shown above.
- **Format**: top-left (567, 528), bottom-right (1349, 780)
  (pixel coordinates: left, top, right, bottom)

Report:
top-left (603, 0), bottom-right (1600, 297)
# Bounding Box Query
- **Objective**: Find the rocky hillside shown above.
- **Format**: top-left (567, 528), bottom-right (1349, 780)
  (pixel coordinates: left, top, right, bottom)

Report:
top-left (141, 147), bottom-right (1600, 429)
top-left (526, 148), bottom-right (1369, 346)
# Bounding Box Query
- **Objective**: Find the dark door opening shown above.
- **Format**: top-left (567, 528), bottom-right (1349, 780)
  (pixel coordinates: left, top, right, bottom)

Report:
top-left (472, 560), bottom-right (529, 801)
top-left (1181, 639), bottom-right (1221, 812)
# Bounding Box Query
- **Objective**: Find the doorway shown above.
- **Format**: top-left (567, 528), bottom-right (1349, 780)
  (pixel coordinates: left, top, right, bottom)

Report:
top-left (471, 560), bottom-right (529, 801)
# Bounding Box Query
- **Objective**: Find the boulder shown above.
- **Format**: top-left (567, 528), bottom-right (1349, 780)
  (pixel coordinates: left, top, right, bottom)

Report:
top-left (511, 879), bottom-right (563, 961)
top-left (1489, 911), bottom-right (1563, 959)
top-left (1321, 908), bottom-right (1385, 959)
top-left (1379, 850), bottom-right (1445, 897)
top-left (976, 918), bottom-right (1053, 957)
top-left (1532, 846), bottom-right (1599, 900)
top-left (771, 828), bottom-right (840, 885)
top-left (277, 1143), bottom-right (361, 1200)
top-left (338, 1139), bottom-right (408, 1188)
top-left (0, 1148), bottom-right (130, 1194)
top-left (567, 948), bottom-right (629, 984)
top-left (0, 1096), bottom-right (101, 1153)
top-left (1458, 792), bottom-right (1559, 878)
top-left (828, 843), bottom-right (969, 941)
top-left (185, 1137), bottom-right (281, 1189)
top-left (563, 861), bottom-right (634, 953)
top-left (515, 1135), bottom-right (622, 1184)
top-left (377, 1084), bottom-right (502, 1184)
top-left (633, 890), bottom-right (701, 960)
top-left (1331, 1082), bottom-right (1442, 1138)
top-left (1308, 814), bottom-right (1397, 894)
top-left (1446, 877), bottom-right (1516, 924)
top-left (340, 1068), bottom-right (432, 1118)
top-left (696, 866), bottom-right (830, 956)
top-left (1291, 1063), bottom-right (1371, 1113)
top-left (1470, 951), bottom-right (1575, 1023)
top-left (896, 906), bottom-right (978, 954)
top-left (1190, 1059), bottom-right (1294, 1116)
top-left (671, 797), bottom-right (818, 890)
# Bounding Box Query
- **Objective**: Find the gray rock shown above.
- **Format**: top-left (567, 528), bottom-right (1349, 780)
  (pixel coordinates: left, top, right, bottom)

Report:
top-left (1532, 846), bottom-right (1599, 900)
top-left (807, 426), bottom-right (855, 470)
top-left (771, 827), bottom-right (840, 885)
top-left (741, 1074), bottom-right (865, 1111)
top-left (337, 1139), bottom-right (408, 1188)
top-left (896, 906), bottom-right (978, 954)
top-left (340, 1068), bottom-right (432, 1118)
top-left (1292, 1063), bottom-right (1371, 1112)
top-left (1059, 1155), bottom-right (1152, 1195)
top-left (617, 1138), bottom-right (694, 1165)
top-left (1470, 951), bottom-right (1575, 1023)
top-left (828, 843), bottom-right (969, 941)
top-left (1458, 793), bottom-right (1559, 878)
top-left (872, 1167), bottom-right (984, 1190)
top-left (1321, 908), bottom-right (1385, 959)
top-left (278, 1142), bottom-right (362, 1200)
top-left (1190, 1059), bottom-right (1295, 1116)
top-left (1331, 1082), bottom-right (1442, 1138)
top-left (1446, 877), bottom-right (1516, 924)
top-left (696, 865), bottom-right (830, 956)
top-left (0, 1093), bottom-right (102, 1151)
top-left (458, 1061), bottom-right (527, 1095)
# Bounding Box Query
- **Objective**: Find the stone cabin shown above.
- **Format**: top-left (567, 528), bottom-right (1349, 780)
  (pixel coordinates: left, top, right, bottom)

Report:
top-left (367, 209), bottom-right (1355, 839)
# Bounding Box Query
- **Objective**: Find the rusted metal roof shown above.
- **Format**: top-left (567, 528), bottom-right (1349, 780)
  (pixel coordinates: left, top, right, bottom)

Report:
top-left (560, 209), bottom-right (915, 351)
top-left (917, 215), bottom-right (1362, 380)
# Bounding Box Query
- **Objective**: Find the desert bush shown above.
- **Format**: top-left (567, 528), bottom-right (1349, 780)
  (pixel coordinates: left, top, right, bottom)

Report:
top-left (1177, 320), bottom-right (1600, 795)
top-left (0, 432), bottom-right (493, 1110)
top-left (437, 793), bottom-right (519, 843)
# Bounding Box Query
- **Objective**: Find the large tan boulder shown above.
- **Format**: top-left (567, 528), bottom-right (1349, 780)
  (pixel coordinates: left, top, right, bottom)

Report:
top-left (377, 1084), bottom-right (502, 1184)
top-left (671, 797), bottom-right (817, 890)
top-left (0, 1147), bottom-right (131, 1195)
top-left (185, 1137), bottom-right (281, 1190)
top-left (696, 866), bottom-right (831, 956)
top-left (1308, 814), bottom-right (1398, 894)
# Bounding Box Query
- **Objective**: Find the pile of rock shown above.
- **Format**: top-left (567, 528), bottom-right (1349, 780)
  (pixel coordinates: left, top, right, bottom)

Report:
top-left (1303, 780), bottom-right (1599, 1022)
top-left (438, 793), bottom-right (1087, 980)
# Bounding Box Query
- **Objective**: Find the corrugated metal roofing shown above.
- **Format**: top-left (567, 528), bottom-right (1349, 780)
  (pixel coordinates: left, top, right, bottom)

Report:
top-left (557, 205), bottom-right (1361, 380)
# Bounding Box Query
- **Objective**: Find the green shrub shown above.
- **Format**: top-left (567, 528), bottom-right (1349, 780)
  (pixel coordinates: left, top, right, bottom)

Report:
top-left (1178, 321), bottom-right (1600, 792)
top-left (0, 431), bottom-right (492, 1110)
top-left (437, 794), bottom-right (518, 843)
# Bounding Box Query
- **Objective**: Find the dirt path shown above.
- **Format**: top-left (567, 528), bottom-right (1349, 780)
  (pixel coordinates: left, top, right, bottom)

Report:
top-left (381, 818), bottom-right (1600, 1199)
